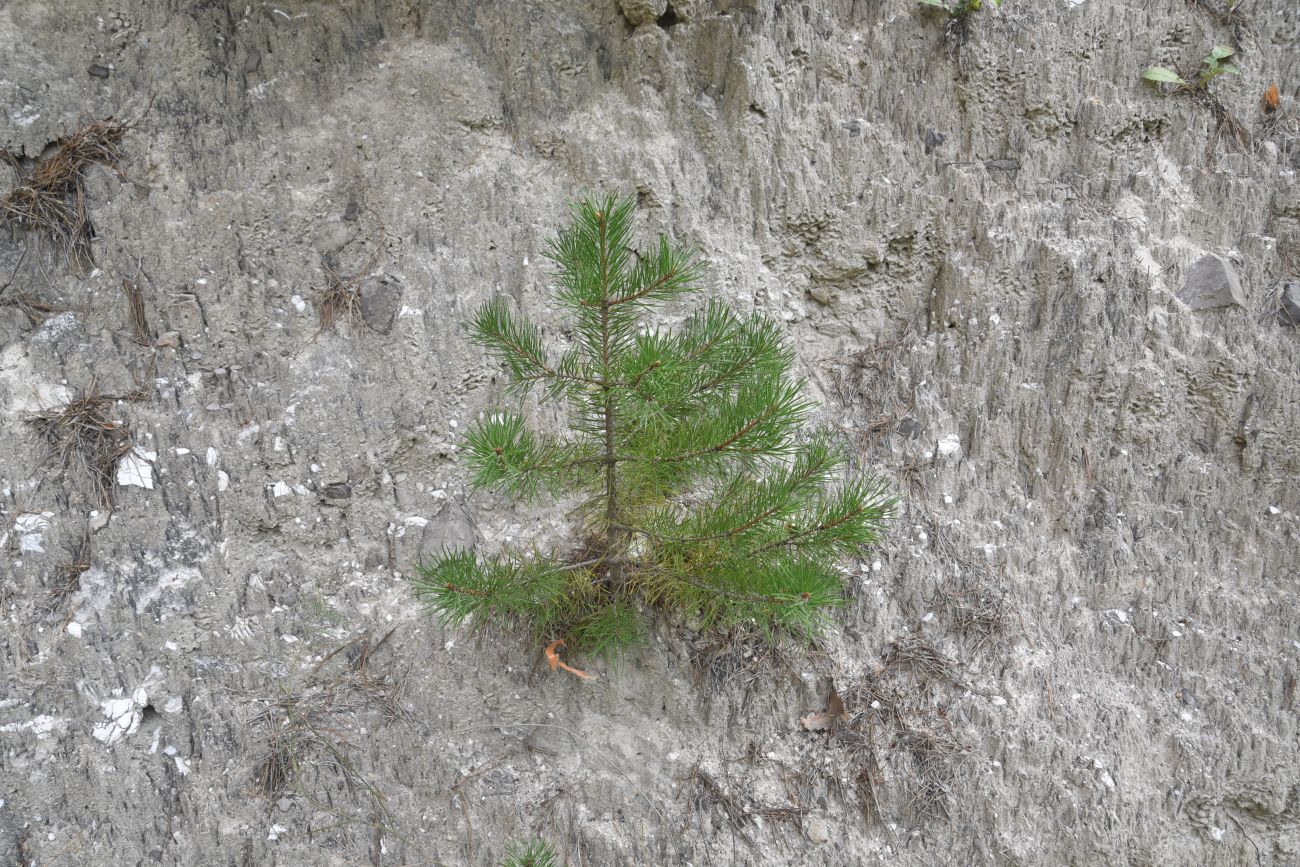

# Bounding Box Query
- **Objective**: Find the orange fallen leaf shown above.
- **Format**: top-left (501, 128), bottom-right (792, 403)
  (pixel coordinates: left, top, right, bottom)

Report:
top-left (545, 639), bottom-right (592, 680)
top-left (800, 711), bottom-right (835, 732)
top-left (800, 684), bottom-right (847, 732)
top-left (1263, 83), bottom-right (1280, 114)
top-left (826, 685), bottom-right (846, 720)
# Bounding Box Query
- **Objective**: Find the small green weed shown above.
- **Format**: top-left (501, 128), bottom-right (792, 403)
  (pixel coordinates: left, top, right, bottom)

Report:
top-left (1142, 45), bottom-right (1250, 159)
top-left (1142, 45), bottom-right (1240, 93)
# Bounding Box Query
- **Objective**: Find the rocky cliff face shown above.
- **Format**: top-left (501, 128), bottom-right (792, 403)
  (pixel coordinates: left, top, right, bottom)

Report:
top-left (1, 1), bottom-right (1297, 865)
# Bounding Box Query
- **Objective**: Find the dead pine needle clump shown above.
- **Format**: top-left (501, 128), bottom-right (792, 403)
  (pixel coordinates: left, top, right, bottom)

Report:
top-left (0, 117), bottom-right (129, 270)
top-left (252, 628), bottom-right (409, 803)
top-left (317, 219), bottom-right (387, 332)
top-left (318, 259), bottom-right (363, 330)
top-left (27, 383), bottom-right (136, 509)
top-left (48, 534), bottom-right (92, 626)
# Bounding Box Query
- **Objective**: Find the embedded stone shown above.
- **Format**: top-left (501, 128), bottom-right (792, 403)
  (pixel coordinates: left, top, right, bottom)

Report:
top-left (1178, 254), bottom-right (1246, 311)
top-left (619, 0), bottom-right (667, 26)
top-left (1278, 280), bottom-right (1300, 327)
top-left (420, 499), bottom-right (479, 559)
top-left (359, 274), bottom-right (402, 334)
top-left (312, 221), bottom-right (355, 256)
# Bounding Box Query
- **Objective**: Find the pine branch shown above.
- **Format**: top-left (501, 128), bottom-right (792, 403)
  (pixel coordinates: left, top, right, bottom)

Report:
top-left (640, 437), bottom-right (841, 545)
top-left (608, 235), bottom-right (700, 307)
top-left (417, 193), bottom-right (893, 661)
top-left (413, 551), bottom-right (566, 632)
top-left (747, 478), bottom-right (895, 557)
top-left (650, 376), bottom-right (813, 466)
top-left (469, 298), bottom-right (553, 388)
top-left (464, 414), bottom-right (600, 497)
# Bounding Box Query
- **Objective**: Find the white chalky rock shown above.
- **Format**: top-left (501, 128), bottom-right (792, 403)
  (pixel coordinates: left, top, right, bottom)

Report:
top-left (93, 687), bottom-right (149, 745)
top-left (937, 434), bottom-right (962, 457)
top-left (0, 715), bottom-right (62, 740)
top-left (117, 448), bottom-right (156, 489)
top-left (13, 513), bottom-right (53, 552)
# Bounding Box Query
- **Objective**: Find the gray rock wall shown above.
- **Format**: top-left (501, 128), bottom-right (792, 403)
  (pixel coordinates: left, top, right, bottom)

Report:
top-left (1, 1), bottom-right (1297, 864)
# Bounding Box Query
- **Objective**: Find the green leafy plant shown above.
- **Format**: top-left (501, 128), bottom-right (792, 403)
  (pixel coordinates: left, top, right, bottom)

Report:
top-left (501, 839), bottom-right (558, 867)
top-left (1142, 45), bottom-right (1240, 93)
top-left (414, 195), bottom-right (893, 661)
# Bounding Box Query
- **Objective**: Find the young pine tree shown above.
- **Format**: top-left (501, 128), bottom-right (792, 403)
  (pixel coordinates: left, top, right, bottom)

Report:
top-left (415, 195), bottom-right (893, 660)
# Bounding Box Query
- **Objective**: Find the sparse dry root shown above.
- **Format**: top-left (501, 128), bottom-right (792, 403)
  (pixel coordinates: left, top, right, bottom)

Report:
top-left (121, 278), bottom-right (152, 345)
top-left (1201, 91), bottom-right (1251, 161)
top-left (0, 291), bottom-right (63, 325)
top-left (932, 582), bottom-right (1009, 648)
top-left (0, 118), bottom-right (129, 270)
top-left (48, 534), bottom-right (92, 626)
top-left (688, 625), bottom-right (803, 691)
top-left (27, 382), bottom-right (139, 509)
top-left (881, 634), bottom-right (965, 691)
top-left (797, 636), bottom-right (974, 830)
top-left (251, 627), bottom-right (410, 801)
top-left (684, 761), bottom-right (806, 852)
top-left (1256, 87), bottom-right (1299, 165)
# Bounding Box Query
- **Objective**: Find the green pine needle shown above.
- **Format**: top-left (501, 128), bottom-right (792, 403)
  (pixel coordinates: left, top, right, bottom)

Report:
top-left (414, 194), bottom-right (894, 662)
top-left (501, 839), bottom-right (558, 867)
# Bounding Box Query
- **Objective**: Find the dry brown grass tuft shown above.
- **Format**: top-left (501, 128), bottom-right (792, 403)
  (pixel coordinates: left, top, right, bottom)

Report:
top-left (881, 634), bottom-right (965, 690)
top-left (252, 627), bottom-right (410, 800)
top-left (26, 381), bottom-right (138, 508)
top-left (318, 260), bottom-right (364, 330)
top-left (933, 582), bottom-right (1009, 649)
top-left (0, 291), bottom-right (64, 325)
top-left (0, 118), bottom-right (129, 270)
top-left (48, 534), bottom-right (92, 627)
top-left (317, 218), bottom-right (387, 331)
top-left (121, 278), bottom-right (152, 344)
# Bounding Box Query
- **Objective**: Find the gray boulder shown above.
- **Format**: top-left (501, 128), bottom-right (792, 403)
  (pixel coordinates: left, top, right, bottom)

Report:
top-left (359, 273), bottom-right (403, 334)
top-left (420, 498), bottom-right (479, 560)
top-left (1278, 280), bottom-right (1300, 327)
top-left (1177, 253), bottom-right (1246, 311)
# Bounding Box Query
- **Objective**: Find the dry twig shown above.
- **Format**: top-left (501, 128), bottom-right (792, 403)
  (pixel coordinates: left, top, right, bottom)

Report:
top-left (121, 278), bottom-right (152, 345)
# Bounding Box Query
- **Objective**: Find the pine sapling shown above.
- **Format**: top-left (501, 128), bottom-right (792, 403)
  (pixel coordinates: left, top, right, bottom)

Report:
top-left (415, 195), bottom-right (893, 662)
